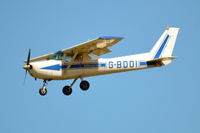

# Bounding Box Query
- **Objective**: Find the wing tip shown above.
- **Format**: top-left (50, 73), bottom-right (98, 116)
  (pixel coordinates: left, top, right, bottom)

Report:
top-left (98, 36), bottom-right (124, 40)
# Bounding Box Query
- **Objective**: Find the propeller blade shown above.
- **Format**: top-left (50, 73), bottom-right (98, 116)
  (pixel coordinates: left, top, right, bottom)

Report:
top-left (24, 49), bottom-right (31, 84)
top-left (27, 49), bottom-right (31, 65)
top-left (24, 70), bottom-right (27, 84)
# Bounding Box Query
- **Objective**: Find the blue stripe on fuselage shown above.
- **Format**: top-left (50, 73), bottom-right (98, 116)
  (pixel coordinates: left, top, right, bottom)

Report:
top-left (41, 63), bottom-right (106, 71)
top-left (154, 35), bottom-right (170, 59)
top-left (140, 62), bottom-right (147, 66)
top-left (41, 64), bottom-right (61, 71)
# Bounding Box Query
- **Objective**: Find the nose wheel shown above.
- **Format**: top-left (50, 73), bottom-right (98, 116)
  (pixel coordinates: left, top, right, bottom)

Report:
top-left (39, 80), bottom-right (48, 96)
top-left (39, 87), bottom-right (47, 96)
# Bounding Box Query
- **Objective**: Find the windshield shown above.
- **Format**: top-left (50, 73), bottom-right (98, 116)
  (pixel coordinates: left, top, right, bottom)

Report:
top-left (49, 51), bottom-right (63, 60)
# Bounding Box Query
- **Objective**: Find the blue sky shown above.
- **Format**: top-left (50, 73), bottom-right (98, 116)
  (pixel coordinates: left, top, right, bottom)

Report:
top-left (0, 0), bottom-right (200, 133)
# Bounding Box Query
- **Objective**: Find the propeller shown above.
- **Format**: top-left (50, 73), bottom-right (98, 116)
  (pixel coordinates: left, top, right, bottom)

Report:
top-left (23, 49), bottom-right (32, 83)
top-left (27, 49), bottom-right (31, 66)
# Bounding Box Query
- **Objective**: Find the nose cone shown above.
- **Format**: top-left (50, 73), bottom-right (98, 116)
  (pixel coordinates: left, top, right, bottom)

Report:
top-left (23, 65), bottom-right (32, 70)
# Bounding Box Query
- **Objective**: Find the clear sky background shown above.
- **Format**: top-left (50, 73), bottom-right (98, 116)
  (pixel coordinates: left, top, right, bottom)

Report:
top-left (0, 0), bottom-right (199, 133)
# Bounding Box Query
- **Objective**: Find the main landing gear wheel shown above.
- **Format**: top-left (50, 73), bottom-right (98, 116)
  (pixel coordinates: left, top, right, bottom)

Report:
top-left (62, 78), bottom-right (77, 96)
top-left (39, 87), bottom-right (47, 96)
top-left (80, 80), bottom-right (90, 91)
top-left (62, 86), bottom-right (72, 95)
top-left (62, 78), bottom-right (90, 96)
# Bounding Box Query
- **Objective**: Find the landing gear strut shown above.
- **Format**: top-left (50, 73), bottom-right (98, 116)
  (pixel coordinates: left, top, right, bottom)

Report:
top-left (38, 78), bottom-right (91, 96)
top-left (39, 80), bottom-right (47, 96)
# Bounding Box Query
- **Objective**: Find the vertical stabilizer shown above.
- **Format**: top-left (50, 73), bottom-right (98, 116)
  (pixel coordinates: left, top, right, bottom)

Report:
top-left (150, 27), bottom-right (180, 59)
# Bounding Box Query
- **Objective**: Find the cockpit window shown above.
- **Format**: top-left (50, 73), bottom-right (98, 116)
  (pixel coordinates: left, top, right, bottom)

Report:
top-left (49, 51), bottom-right (63, 60)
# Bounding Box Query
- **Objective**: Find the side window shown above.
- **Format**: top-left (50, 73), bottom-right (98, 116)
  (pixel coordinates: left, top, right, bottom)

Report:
top-left (64, 54), bottom-right (83, 62)
top-left (66, 55), bottom-right (72, 62)
top-left (75, 55), bottom-right (83, 62)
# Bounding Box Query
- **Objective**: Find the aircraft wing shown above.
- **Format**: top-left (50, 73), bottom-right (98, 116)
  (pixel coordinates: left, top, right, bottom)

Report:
top-left (61, 36), bottom-right (124, 56)
top-left (26, 36), bottom-right (123, 63)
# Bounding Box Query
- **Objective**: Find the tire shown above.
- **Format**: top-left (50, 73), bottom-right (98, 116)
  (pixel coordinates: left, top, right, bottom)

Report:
top-left (80, 80), bottom-right (90, 91)
top-left (62, 86), bottom-right (72, 95)
top-left (39, 88), bottom-right (47, 96)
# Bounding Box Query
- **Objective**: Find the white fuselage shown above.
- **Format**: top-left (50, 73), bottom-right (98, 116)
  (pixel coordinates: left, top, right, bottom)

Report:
top-left (28, 53), bottom-right (163, 80)
top-left (25, 27), bottom-right (179, 81)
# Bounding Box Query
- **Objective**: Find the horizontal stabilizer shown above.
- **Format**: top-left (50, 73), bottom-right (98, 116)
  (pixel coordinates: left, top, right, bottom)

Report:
top-left (146, 56), bottom-right (176, 66)
top-left (147, 56), bottom-right (176, 63)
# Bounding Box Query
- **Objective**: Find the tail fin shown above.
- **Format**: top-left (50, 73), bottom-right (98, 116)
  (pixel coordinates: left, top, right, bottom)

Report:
top-left (150, 27), bottom-right (180, 59)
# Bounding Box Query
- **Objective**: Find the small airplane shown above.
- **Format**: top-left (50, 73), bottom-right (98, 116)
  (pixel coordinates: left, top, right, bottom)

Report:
top-left (23, 26), bottom-right (180, 96)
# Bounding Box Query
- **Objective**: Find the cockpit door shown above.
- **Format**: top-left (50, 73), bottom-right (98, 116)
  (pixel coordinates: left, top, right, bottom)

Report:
top-left (61, 54), bottom-right (84, 78)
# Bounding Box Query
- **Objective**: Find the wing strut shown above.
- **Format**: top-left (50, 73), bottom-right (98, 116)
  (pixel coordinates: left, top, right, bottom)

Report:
top-left (63, 51), bottom-right (78, 75)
